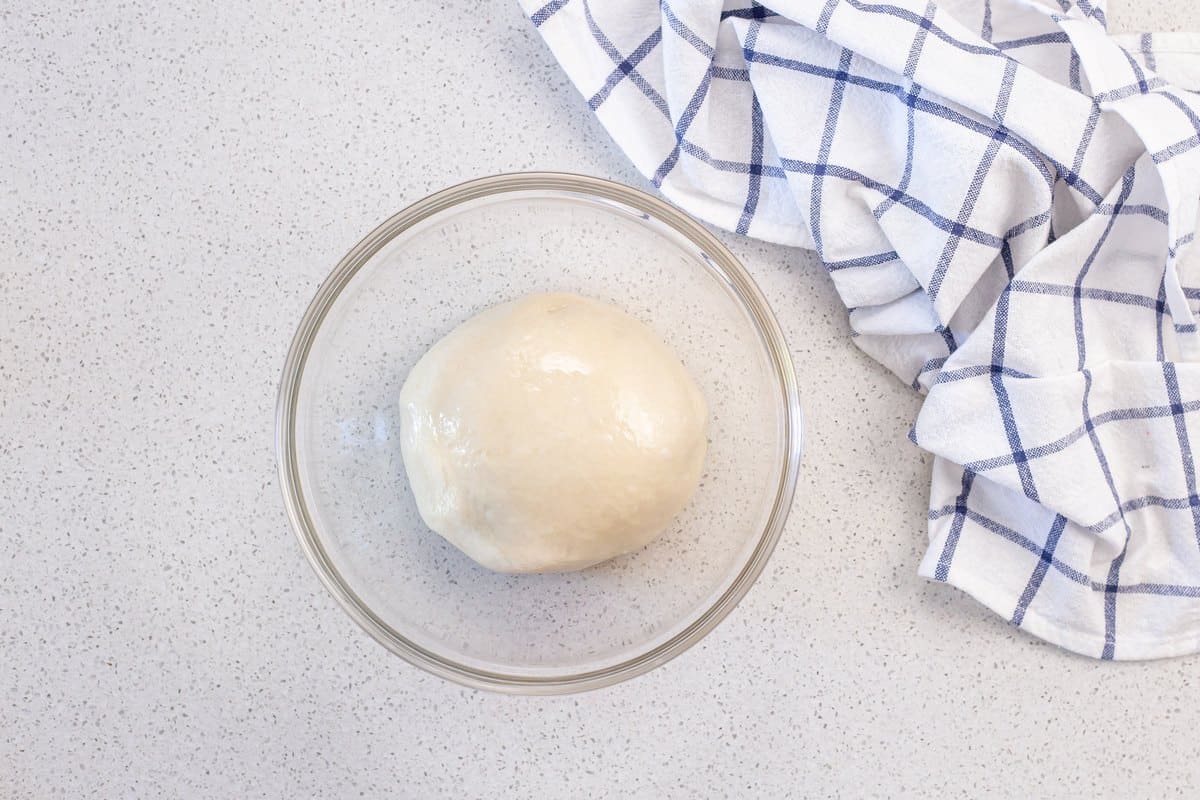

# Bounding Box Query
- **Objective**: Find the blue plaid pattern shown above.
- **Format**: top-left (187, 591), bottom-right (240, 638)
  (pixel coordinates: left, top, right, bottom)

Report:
top-left (524, 0), bottom-right (1200, 660)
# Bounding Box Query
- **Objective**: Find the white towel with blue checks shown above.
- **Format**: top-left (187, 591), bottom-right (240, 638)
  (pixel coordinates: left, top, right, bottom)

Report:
top-left (522, 0), bottom-right (1200, 659)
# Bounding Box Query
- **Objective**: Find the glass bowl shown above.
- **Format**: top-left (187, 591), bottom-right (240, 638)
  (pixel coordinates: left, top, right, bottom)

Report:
top-left (276, 173), bottom-right (802, 693)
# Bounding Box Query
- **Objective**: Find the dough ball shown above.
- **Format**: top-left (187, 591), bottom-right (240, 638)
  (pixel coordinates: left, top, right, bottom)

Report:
top-left (398, 292), bottom-right (708, 573)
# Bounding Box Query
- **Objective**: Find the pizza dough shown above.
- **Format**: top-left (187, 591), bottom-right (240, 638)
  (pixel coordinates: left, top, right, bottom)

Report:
top-left (397, 292), bottom-right (708, 573)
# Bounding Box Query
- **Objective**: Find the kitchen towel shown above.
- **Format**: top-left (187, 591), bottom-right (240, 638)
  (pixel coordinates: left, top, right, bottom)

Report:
top-left (522, 0), bottom-right (1200, 659)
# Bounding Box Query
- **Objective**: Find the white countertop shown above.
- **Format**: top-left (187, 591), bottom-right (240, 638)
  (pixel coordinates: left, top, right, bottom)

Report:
top-left (4, 1), bottom-right (1199, 796)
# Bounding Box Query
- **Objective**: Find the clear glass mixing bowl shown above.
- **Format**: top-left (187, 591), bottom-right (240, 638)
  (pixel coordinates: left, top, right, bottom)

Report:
top-left (276, 173), bottom-right (802, 693)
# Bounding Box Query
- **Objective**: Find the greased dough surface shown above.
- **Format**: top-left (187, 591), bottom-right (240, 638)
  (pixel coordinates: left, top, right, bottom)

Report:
top-left (398, 293), bottom-right (708, 573)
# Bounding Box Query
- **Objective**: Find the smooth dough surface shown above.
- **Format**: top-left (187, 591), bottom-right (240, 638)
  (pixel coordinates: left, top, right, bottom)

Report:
top-left (398, 292), bottom-right (708, 573)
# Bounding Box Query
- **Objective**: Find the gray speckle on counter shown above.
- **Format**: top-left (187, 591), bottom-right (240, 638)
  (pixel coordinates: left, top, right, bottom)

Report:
top-left (3, 1), bottom-right (1199, 797)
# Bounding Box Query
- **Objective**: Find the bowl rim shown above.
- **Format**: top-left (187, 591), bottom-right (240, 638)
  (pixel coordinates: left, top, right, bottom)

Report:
top-left (275, 172), bottom-right (803, 694)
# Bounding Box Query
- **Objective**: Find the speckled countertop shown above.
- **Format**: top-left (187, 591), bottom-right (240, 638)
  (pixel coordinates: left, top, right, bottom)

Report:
top-left (4, 1), bottom-right (1200, 797)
